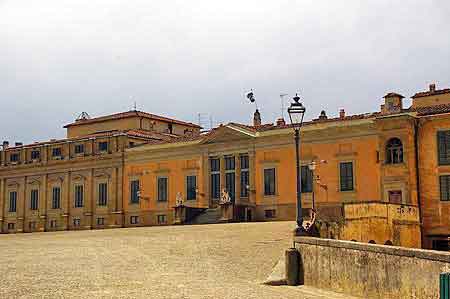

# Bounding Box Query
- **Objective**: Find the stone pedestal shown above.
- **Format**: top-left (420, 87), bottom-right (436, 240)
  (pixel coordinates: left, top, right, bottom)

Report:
top-left (173, 205), bottom-right (186, 225)
top-left (219, 203), bottom-right (234, 222)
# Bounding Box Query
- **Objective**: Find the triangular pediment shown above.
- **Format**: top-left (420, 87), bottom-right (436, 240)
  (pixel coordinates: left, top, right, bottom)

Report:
top-left (201, 125), bottom-right (255, 144)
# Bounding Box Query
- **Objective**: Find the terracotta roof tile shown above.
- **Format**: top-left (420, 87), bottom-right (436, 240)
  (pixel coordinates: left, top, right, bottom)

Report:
top-left (64, 110), bottom-right (201, 129)
top-left (412, 88), bottom-right (450, 99)
top-left (408, 103), bottom-right (450, 116)
top-left (5, 129), bottom-right (178, 150)
top-left (384, 92), bottom-right (405, 98)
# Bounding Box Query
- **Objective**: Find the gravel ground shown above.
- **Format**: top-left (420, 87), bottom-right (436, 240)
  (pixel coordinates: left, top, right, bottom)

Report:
top-left (0, 221), bottom-right (353, 299)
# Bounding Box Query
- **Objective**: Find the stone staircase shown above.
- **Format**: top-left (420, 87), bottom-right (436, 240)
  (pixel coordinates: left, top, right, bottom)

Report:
top-left (188, 207), bottom-right (223, 225)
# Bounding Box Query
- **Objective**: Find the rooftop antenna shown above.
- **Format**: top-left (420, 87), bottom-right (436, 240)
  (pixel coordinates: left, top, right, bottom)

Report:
top-left (76, 112), bottom-right (91, 121)
top-left (280, 93), bottom-right (288, 119)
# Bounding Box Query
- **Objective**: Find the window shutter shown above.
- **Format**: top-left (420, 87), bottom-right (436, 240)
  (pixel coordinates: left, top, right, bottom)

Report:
top-left (438, 131), bottom-right (450, 165)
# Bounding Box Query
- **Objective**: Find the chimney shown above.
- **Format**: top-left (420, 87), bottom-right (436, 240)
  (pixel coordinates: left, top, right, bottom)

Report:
top-left (253, 109), bottom-right (261, 126)
top-left (15, 142), bottom-right (23, 147)
top-left (339, 109), bottom-right (345, 119)
top-left (2, 141), bottom-right (9, 149)
top-left (430, 83), bottom-right (436, 92)
top-left (318, 110), bottom-right (328, 120)
top-left (276, 118), bottom-right (286, 126)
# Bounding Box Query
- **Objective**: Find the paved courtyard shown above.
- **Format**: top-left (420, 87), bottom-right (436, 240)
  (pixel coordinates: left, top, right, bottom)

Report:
top-left (0, 221), bottom-right (352, 298)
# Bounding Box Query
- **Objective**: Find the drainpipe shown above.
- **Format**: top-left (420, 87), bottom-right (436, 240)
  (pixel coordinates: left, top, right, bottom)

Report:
top-left (414, 119), bottom-right (424, 248)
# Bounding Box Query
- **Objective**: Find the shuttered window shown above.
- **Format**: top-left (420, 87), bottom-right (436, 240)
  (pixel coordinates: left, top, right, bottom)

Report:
top-left (264, 168), bottom-right (276, 196)
top-left (98, 183), bottom-right (108, 206)
top-left (52, 187), bottom-right (61, 209)
top-left (130, 180), bottom-right (140, 203)
top-left (158, 177), bottom-right (168, 201)
top-left (438, 131), bottom-right (450, 165)
top-left (210, 158), bottom-right (220, 199)
top-left (440, 175), bottom-right (450, 201)
top-left (74, 185), bottom-right (84, 208)
top-left (340, 162), bottom-right (354, 191)
top-left (186, 176), bottom-right (197, 200)
top-left (9, 191), bottom-right (17, 212)
top-left (301, 166), bottom-right (313, 193)
top-left (30, 189), bottom-right (39, 210)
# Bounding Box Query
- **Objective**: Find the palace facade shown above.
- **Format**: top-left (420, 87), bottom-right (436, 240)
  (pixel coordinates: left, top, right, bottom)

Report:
top-left (1, 84), bottom-right (450, 250)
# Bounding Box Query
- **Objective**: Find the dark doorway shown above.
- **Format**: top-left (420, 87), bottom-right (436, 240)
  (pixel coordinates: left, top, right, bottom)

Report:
top-left (432, 239), bottom-right (450, 251)
top-left (246, 209), bottom-right (252, 222)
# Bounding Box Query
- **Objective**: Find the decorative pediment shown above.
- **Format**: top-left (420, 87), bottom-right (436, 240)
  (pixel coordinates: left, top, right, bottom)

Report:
top-left (27, 178), bottom-right (41, 185)
top-left (48, 175), bottom-right (64, 183)
top-left (72, 174), bottom-right (86, 181)
top-left (7, 181), bottom-right (20, 188)
top-left (201, 125), bottom-right (255, 145)
top-left (94, 169), bottom-right (112, 179)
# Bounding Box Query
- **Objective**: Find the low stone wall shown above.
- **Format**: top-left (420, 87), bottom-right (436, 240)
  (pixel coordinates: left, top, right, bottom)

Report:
top-left (294, 237), bottom-right (450, 299)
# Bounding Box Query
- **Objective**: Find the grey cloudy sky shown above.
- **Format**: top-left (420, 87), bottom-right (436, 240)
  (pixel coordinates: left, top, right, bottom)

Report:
top-left (1, 0), bottom-right (449, 144)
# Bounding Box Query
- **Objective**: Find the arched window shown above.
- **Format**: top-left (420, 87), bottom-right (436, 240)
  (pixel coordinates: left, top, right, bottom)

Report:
top-left (386, 138), bottom-right (403, 164)
top-left (368, 240), bottom-right (376, 244)
top-left (384, 240), bottom-right (393, 246)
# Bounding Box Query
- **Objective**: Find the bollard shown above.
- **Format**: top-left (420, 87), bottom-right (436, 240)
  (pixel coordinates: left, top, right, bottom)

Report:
top-left (285, 248), bottom-right (300, 286)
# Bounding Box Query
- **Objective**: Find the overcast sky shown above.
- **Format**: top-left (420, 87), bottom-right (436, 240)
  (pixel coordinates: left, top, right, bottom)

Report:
top-left (1, 0), bottom-right (449, 144)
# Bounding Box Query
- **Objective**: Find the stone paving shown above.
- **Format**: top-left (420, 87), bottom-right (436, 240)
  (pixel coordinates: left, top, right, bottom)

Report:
top-left (0, 221), bottom-right (356, 298)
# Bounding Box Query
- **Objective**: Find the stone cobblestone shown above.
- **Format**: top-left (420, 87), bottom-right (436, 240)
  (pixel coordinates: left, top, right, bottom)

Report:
top-left (0, 221), bottom-right (353, 298)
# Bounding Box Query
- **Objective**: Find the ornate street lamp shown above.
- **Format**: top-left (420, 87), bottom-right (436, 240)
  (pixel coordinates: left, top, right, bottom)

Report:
top-left (288, 94), bottom-right (306, 236)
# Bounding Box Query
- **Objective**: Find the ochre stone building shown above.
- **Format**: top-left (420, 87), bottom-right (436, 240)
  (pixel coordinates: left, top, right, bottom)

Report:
top-left (1, 84), bottom-right (450, 250)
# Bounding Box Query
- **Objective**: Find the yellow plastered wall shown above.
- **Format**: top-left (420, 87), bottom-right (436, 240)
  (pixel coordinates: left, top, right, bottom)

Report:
top-left (123, 156), bottom-right (206, 214)
top-left (254, 135), bottom-right (381, 208)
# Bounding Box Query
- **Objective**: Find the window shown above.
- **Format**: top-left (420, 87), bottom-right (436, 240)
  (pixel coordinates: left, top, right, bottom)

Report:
top-left (130, 180), bottom-right (140, 203)
top-left (129, 142), bottom-right (135, 148)
top-left (50, 220), bottom-right (57, 228)
top-left (225, 156), bottom-right (235, 170)
top-left (241, 171), bottom-right (249, 198)
top-left (240, 155), bottom-right (249, 198)
top-left (74, 144), bottom-right (84, 154)
top-left (438, 131), bottom-right (450, 165)
top-left (73, 218), bottom-right (81, 227)
top-left (265, 209), bottom-right (276, 218)
top-left (157, 177), bottom-right (168, 202)
top-left (98, 141), bottom-right (108, 152)
top-left (339, 162), bottom-right (354, 191)
top-left (98, 183), bottom-right (108, 206)
top-left (157, 215), bottom-right (167, 224)
top-left (74, 185), bottom-right (84, 208)
top-left (31, 150), bottom-right (40, 160)
top-left (186, 176), bottom-right (197, 200)
top-left (9, 191), bottom-right (17, 212)
top-left (264, 168), bottom-right (276, 196)
top-left (30, 189), bottom-right (39, 210)
top-left (225, 173), bottom-right (235, 200)
top-left (301, 166), bottom-right (313, 193)
top-left (52, 147), bottom-right (62, 157)
top-left (29, 222), bottom-right (36, 230)
top-left (210, 158), bottom-right (220, 172)
top-left (10, 153), bottom-right (19, 162)
top-left (8, 223), bottom-right (15, 230)
top-left (52, 187), bottom-right (61, 209)
top-left (168, 123), bottom-right (173, 134)
top-left (386, 138), bottom-right (403, 164)
top-left (130, 216), bottom-right (139, 224)
top-left (440, 175), bottom-right (450, 201)
top-left (240, 154), bottom-right (249, 169)
top-left (210, 158), bottom-right (220, 199)
top-left (97, 217), bottom-right (105, 226)
top-left (388, 190), bottom-right (402, 204)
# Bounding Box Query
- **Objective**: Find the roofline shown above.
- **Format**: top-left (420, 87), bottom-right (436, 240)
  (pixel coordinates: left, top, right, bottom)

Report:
top-left (63, 110), bottom-right (202, 129)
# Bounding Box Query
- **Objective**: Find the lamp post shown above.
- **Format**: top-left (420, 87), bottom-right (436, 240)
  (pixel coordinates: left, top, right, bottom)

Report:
top-left (288, 94), bottom-right (306, 236)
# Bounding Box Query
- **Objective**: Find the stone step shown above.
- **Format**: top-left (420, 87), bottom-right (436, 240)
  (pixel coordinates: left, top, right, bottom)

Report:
top-left (188, 207), bottom-right (223, 225)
